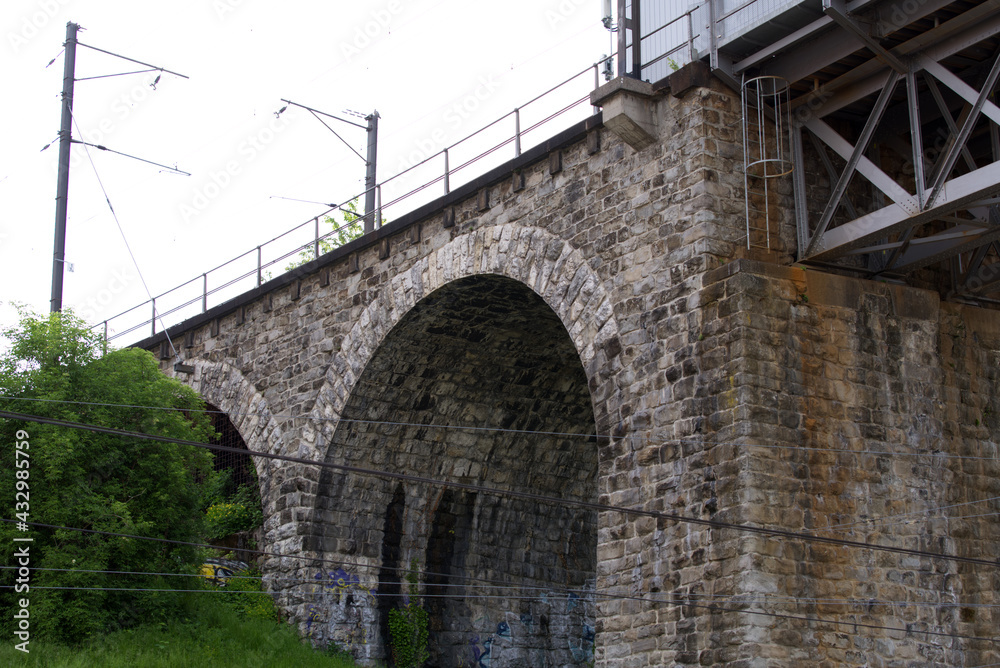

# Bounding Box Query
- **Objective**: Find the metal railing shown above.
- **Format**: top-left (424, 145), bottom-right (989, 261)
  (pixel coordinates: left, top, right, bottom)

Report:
top-left (96, 1), bottom-right (771, 346)
top-left (627, 2), bottom-right (704, 83)
top-left (96, 58), bottom-right (621, 345)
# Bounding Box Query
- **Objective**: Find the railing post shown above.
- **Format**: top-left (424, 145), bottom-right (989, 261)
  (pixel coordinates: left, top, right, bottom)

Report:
top-left (202, 273), bottom-right (208, 313)
top-left (688, 11), bottom-right (695, 63)
top-left (314, 217), bottom-right (320, 260)
top-left (593, 64), bottom-right (601, 115)
top-left (617, 0), bottom-right (628, 77)
top-left (444, 149), bottom-right (450, 194)
top-left (103, 320), bottom-right (108, 355)
top-left (151, 298), bottom-right (156, 336)
top-left (376, 185), bottom-right (382, 229)
top-left (257, 246), bottom-right (262, 287)
top-left (515, 108), bottom-right (522, 157)
top-left (709, 0), bottom-right (719, 71)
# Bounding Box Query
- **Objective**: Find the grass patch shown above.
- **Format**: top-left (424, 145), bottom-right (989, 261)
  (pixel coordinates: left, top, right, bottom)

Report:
top-left (0, 589), bottom-right (358, 668)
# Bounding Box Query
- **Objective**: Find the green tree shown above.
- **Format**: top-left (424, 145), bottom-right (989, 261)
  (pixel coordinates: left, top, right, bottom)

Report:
top-left (0, 309), bottom-right (218, 644)
top-left (285, 199), bottom-right (366, 271)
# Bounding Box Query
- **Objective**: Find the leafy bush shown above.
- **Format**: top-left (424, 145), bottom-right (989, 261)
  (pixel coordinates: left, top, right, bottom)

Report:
top-left (0, 588), bottom-right (358, 666)
top-left (0, 309), bottom-right (219, 644)
top-left (204, 500), bottom-right (260, 539)
top-left (388, 560), bottom-right (429, 668)
top-left (211, 567), bottom-right (278, 622)
top-left (285, 199), bottom-right (365, 271)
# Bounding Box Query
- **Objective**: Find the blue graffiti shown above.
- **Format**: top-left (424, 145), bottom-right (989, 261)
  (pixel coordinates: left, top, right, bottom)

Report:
top-left (583, 623), bottom-right (595, 643)
top-left (470, 635), bottom-right (493, 668)
top-left (568, 592), bottom-right (580, 610)
top-left (315, 567), bottom-right (360, 592)
top-left (519, 613), bottom-right (533, 629)
top-left (305, 605), bottom-right (321, 632)
top-left (496, 621), bottom-right (511, 638)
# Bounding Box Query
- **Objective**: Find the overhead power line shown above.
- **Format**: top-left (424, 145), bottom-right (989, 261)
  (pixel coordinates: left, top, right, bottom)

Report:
top-left (0, 584), bottom-right (996, 645)
top-left (3, 394), bottom-right (998, 463)
top-left (2, 408), bottom-right (999, 570)
top-left (67, 111), bottom-right (179, 360)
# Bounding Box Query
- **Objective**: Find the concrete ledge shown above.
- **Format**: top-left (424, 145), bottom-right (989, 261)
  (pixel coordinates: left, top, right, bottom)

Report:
top-left (590, 76), bottom-right (659, 152)
top-left (704, 258), bottom-right (944, 320)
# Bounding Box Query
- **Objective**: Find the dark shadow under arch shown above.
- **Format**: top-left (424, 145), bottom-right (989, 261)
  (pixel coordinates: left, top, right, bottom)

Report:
top-left (312, 275), bottom-right (599, 666)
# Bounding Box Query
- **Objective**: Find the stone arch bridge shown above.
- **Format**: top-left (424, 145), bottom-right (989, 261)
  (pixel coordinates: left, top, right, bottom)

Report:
top-left (138, 68), bottom-right (1000, 666)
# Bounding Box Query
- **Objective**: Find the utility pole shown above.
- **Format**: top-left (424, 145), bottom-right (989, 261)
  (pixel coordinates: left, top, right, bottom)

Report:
top-left (46, 23), bottom-right (188, 316)
top-left (277, 100), bottom-right (380, 232)
top-left (50, 21), bottom-right (79, 313)
top-left (363, 110), bottom-right (379, 234)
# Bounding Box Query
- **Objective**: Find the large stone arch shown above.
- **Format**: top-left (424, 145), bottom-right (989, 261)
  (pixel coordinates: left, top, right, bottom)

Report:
top-left (313, 223), bottom-right (623, 439)
top-left (287, 224), bottom-right (622, 664)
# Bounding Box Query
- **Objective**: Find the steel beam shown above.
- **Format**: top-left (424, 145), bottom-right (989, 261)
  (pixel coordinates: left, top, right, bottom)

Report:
top-left (735, 0), bottom-right (885, 74)
top-left (887, 226), bottom-right (1000, 273)
top-left (906, 70), bottom-right (926, 208)
top-left (918, 57), bottom-right (1000, 128)
top-left (805, 158), bottom-right (1000, 261)
top-left (793, 8), bottom-right (1000, 119)
top-left (804, 70), bottom-right (901, 257)
top-left (958, 242), bottom-right (1000, 293)
top-left (925, 51), bottom-right (1000, 208)
top-left (792, 123), bottom-right (810, 257)
top-left (822, 0), bottom-right (908, 74)
top-left (925, 76), bottom-right (979, 180)
top-left (808, 131), bottom-right (860, 221)
top-left (763, 0), bottom-right (962, 86)
top-left (804, 117), bottom-right (916, 210)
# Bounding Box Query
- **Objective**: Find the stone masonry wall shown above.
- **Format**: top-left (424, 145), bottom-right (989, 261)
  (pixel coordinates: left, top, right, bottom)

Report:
top-left (145, 69), bottom-right (1000, 666)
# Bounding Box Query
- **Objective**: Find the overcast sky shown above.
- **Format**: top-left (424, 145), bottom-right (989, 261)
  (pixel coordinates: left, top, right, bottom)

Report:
top-left (1, 0), bottom-right (612, 340)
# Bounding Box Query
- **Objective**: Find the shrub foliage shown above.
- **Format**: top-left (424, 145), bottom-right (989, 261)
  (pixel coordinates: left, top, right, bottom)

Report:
top-left (0, 309), bottom-right (218, 643)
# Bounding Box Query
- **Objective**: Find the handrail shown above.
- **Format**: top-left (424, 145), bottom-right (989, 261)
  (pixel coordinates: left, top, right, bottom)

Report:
top-left (96, 4), bottom-right (721, 347)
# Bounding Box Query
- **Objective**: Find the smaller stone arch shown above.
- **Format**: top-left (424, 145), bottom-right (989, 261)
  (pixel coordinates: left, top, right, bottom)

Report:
top-left (164, 360), bottom-right (286, 525)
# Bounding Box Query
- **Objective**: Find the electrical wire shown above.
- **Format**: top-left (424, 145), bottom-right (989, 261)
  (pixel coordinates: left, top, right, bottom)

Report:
top-left (10, 565), bottom-right (1000, 614)
top-left (0, 395), bottom-right (601, 440)
top-left (812, 496), bottom-right (1000, 534)
top-left (2, 395), bottom-right (998, 464)
top-left (2, 409), bottom-right (999, 570)
top-left (0, 517), bottom-right (592, 597)
top-left (2, 396), bottom-right (997, 558)
top-left (67, 110), bottom-right (179, 360)
top-left (1, 586), bottom-right (996, 645)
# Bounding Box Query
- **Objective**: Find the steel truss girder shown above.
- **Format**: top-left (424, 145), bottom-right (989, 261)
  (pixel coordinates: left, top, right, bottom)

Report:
top-left (802, 158), bottom-right (1000, 262)
top-left (956, 242), bottom-right (1000, 295)
top-left (862, 226), bottom-right (1000, 274)
top-left (749, 0), bottom-right (957, 84)
top-left (795, 6), bottom-right (1000, 120)
top-left (795, 26), bottom-right (1000, 272)
top-left (821, 0), bottom-right (908, 74)
top-left (802, 70), bottom-right (902, 258)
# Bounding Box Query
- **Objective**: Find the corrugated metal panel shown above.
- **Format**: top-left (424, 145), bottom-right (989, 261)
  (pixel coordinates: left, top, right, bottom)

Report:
top-left (639, 0), bottom-right (698, 81)
top-left (716, 0), bottom-right (804, 42)
top-left (633, 0), bottom-right (820, 81)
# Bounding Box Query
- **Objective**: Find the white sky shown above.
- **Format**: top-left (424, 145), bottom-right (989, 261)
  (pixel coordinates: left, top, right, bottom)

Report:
top-left (0, 0), bottom-right (612, 339)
